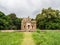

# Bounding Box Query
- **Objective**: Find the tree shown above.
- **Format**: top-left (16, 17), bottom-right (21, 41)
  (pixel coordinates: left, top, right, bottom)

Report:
top-left (0, 12), bottom-right (22, 30)
top-left (36, 7), bottom-right (60, 30)
top-left (8, 13), bottom-right (21, 30)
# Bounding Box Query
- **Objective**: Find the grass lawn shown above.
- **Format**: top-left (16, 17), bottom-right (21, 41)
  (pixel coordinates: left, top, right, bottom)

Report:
top-left (0, 32), bottom-right (23, 45)
top-left (32, 29), bottom-right (60, 45)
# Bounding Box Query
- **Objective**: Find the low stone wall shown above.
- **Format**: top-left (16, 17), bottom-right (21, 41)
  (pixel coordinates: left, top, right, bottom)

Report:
top-left (1, 30), bottom-right (26, 32)
top-left (1, 30), bottom-right (15, 32)
top-left (1, 30), bottom-right (36, 32)
top-left (1, 30), bottom-right (60, 32)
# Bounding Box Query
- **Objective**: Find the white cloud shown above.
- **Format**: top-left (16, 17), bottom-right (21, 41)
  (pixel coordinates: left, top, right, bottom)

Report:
top-left (0, 0), bottom-right (60, 18)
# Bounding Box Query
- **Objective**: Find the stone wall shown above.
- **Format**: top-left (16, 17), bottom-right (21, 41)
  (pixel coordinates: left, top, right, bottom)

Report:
top-left (21, 17), bottom-right (36, 32)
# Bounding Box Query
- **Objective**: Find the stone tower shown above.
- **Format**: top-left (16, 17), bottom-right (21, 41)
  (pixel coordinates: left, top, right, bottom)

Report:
top-left (21, 16), bottom-right (36, 32)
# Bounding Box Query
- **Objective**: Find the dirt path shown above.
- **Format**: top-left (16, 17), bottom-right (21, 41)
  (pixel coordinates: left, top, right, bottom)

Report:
top-left (21, 32), bottom-right (35, 45)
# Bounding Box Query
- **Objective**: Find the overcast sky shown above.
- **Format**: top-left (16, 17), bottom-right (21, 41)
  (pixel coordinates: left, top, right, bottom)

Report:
top-left (0, 0), bottom-right (60, 18)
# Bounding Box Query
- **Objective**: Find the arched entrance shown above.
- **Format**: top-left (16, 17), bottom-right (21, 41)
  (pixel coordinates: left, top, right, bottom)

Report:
top-left (28, 25), bottom-right (30, 29)
top-left (26, 23), bottom-right (31, 31)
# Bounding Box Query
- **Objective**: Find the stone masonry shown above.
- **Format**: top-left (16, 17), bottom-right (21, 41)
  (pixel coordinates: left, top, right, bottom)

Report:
top-left (21, 16), bottom-right (36, 32)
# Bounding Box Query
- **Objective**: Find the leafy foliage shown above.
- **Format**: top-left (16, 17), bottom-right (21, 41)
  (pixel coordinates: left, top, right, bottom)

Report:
top-left (36, 7), bottom-right (60, 30)
top-left (0, 12), bottom-right (21, 30)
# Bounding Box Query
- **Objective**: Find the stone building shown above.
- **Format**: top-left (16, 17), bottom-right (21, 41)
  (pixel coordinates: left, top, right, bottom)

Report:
top-left (21, 17), bottom-right (36, 32)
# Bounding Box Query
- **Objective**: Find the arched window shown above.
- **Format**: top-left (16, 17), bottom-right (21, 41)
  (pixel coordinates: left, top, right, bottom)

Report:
top-left (32, 26), bottom-right (33, 29)
top-left (28, 25), bottom-right (30, 29)
top-left (24, 26), bottom-right (25, 28)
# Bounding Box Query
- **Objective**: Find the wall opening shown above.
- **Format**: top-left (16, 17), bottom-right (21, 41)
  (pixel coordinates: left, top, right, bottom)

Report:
top-left (28, 25), bottom-right (30, 29)
top-left (24, 26), bottom-right (25, 29)
top-left (32, 26), bottom-right (33, 29)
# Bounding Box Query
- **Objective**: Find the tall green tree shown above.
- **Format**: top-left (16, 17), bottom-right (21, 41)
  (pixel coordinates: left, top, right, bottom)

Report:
top-left (36, 7), bottom-right (60, 30)
top-left (0, 12), bottom-right (21, 30)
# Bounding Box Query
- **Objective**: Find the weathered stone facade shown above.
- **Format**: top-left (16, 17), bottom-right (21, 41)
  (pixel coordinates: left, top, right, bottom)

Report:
top-left (21, 17), bottom-right (36, 32)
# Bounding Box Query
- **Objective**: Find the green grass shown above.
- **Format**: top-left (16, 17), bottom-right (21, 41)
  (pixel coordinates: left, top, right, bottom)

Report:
top-left (32, 29), bottom-right (60, 45)
top-left (0, 32), bottom-right (23, 45)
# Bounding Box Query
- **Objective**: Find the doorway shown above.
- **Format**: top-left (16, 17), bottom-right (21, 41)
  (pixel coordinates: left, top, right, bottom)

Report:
top-left (28, 25), bottom-right (30, 29)
top-left (26, 23), bottom-right (31, 31)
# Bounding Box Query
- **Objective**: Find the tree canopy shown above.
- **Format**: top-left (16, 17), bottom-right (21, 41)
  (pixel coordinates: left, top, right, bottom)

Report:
top-left (36, 7), bottom-right (60, 30)
top-left (0, 12), bottom-right (21, 30)
top-left (0, 7), bottom-right (60, 30)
